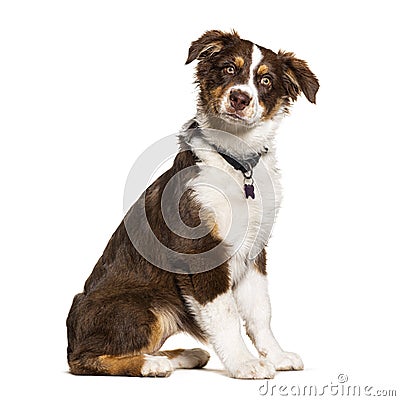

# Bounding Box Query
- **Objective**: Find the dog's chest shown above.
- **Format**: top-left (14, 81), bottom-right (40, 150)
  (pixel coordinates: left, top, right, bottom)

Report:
top-left (187, 149), bottom-right (279, 262)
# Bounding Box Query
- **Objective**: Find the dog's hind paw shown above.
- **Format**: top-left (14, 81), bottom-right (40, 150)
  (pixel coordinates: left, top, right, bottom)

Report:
top-left (172, 348), bottom-right (210, 369)
top-left (141, 356), bottom-right (174, 377)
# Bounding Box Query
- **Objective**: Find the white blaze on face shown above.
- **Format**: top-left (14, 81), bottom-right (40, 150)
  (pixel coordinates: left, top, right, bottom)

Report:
top-left (247, 44), bottom-right (263, 104)
top-left (222, 44), bottom-right (264, 124)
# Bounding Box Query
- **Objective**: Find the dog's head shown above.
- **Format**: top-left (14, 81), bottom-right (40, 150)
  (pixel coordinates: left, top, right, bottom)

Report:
top-left (186, 30), bottom-right (319, 128)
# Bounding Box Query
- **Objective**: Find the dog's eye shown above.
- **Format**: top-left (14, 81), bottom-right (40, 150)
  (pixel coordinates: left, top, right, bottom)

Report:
top-left (261, 76), bottom-right (271, 86)
top-left (224, 66), bottom-right (236, 75)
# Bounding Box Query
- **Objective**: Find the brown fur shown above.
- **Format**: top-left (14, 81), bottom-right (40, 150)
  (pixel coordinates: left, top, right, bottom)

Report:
top-left (253, 248), bottom-right (267, 275)
top-left (67, 147), bottom-right (230, 375)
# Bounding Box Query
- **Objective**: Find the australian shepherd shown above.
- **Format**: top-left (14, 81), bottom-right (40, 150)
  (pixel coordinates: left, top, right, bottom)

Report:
top-left (66, 30), bottom-right (319, 379)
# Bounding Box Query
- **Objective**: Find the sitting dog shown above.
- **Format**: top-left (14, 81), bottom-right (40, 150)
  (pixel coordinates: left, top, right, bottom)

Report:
top-left (67, 30), bottom-right (319, 379)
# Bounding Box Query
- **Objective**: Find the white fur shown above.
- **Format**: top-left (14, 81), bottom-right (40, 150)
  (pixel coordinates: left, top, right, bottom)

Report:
top-left (187, 138), bottom-right (271, 257)
top-left (233, 267), bottom-right (282, 356)
top-left (249, 45), bottom-right (264, 88)
top-left (184, 293), bottom-right (275, 378)
top-left (233, 264), bottom-right (303, 371)
top-left (141, 355), bottom-right (173, 377)
top-left (185, 113), bottom-right (283, 264)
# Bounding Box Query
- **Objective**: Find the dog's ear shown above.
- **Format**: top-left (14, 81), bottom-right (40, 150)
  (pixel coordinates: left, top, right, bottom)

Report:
top-left (278, 51), bottom-right (319, 104)
top-left (185, 30), bottom-right (239, 64)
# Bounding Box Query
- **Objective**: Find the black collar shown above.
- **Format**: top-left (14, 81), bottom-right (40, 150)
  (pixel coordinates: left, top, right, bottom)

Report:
top-left (215, 148), bottom-right (266, 177)
top-left (186, 120), bottom-right (268, 176)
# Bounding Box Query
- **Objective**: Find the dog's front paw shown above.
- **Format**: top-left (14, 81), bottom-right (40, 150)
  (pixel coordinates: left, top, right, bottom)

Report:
top-left (230, 358), bottom-right (276, 379)
top-left (269, 351), bottom-right (304, 371)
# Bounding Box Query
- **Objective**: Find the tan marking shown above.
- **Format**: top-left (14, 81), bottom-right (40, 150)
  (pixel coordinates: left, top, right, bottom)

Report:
top-left (257, 64), bottom-right (269, 75)
top-left (152, 309), bottom-right (179, 342)
top-left (199, 208), bottom-right (221, 240)
top-left (136, 311), bottom-right (176, 354)
top-left (199, 42), bottom-right (223, 59)
top-left (211, 85), bottom-right (224, 99)
top-left (97, 354), bottom-right (145, 376)
top-left (285, 68), bottom-right (299, 86)
top-left (146, 316), bottom-right (164, 351)
top-left (261, 98), bottom-right (284, 121)
top-left (155, 349), bottom-right (185, 359)
top-left (234, 56), bottom-right (244, 68)
top-left (69, 354), bottom-right (146, 376)
top-left (210, 223), bottom-right (220, 239)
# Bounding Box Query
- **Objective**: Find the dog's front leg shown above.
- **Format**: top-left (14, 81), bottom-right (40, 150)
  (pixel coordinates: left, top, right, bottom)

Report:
top-left (233, 266), bottom-right (304, 371)
top-left (190, 291), bottom-right (275, 379)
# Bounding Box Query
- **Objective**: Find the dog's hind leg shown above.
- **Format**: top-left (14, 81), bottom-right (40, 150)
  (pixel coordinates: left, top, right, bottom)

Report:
top-left (69, 353), bottom-right (174, 377)
top-left (67, 292), bottom-right (182, 377)
top-left (69, 349), bottom-right (209, 377)
top-left (154, 348), bottom-right (210, 369)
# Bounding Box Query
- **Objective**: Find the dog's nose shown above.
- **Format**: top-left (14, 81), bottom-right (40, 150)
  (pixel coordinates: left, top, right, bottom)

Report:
top-left (230, 90), bottom-right (251, 111)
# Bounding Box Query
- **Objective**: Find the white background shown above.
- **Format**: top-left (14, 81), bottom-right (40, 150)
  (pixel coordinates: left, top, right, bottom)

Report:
top-left (1, 0), bottom-right (399, 400)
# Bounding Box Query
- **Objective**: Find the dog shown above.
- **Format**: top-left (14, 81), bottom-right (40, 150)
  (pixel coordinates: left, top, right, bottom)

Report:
top-left (66, 30), bottom-right (319, 379)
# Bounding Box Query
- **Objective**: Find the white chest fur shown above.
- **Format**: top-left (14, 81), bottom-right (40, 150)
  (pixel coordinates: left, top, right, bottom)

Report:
top-left (184, 121), bottom-right (283, 283)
